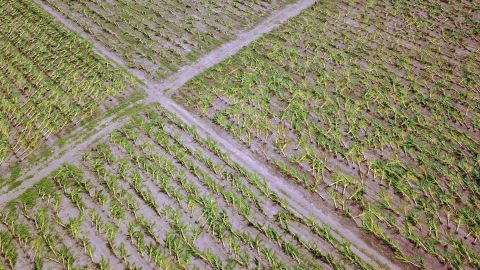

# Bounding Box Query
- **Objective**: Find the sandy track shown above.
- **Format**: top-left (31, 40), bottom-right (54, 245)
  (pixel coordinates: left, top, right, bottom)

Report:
top-left (1, 0), bottom-right (402, 269)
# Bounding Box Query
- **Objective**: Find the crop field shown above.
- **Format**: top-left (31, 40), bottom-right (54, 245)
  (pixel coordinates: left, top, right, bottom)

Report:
top-left (1, 0), bottom-right (479, 269)
top-left (0, 105), bottom-right (377, 269)
top-left (41, 0), bottom-right (294, 80)
top-left (0, 0), bottom-right (136, 166)
top-left (176, 0), bottom-right (480, 268)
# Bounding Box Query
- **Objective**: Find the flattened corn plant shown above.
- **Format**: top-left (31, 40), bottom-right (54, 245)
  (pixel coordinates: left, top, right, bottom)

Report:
top-left (0, 0), bottom-right (135, 166)
top-left (0, 105), bottom-right (375, 269)
top-left (176, 0), bottom-right (480, 268)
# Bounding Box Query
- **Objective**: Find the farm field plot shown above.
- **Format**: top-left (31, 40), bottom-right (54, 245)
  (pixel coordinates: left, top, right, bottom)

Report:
top-left (41, 0), bottom-right (294, 80)
top-left (0, 0), bottom-right (136, 168)
top-left (0, 104), bottom-right (375, 269)
top-left (2, 0), bottom-right (480, 269)
top-left (175, 0), bottom-right (480, 268)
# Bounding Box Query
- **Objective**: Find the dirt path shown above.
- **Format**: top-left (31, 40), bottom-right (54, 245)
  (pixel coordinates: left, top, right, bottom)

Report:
top-left (2, 0), bottom-right (402, 269)
top-left (147, 0), bottom-right (317, 97)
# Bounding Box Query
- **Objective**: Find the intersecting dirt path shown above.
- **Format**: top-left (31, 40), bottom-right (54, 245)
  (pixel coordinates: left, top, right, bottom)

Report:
top-left (1, 1), bottom-right (402, 269)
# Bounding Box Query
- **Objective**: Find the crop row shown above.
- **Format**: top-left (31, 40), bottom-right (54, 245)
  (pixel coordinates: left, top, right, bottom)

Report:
top-left (176, 0), bottom-right (480, 268)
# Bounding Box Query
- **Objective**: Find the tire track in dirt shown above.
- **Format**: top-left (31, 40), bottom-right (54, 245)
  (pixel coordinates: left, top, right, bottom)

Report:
top-left (2, 0), bottom-right (402, 269)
